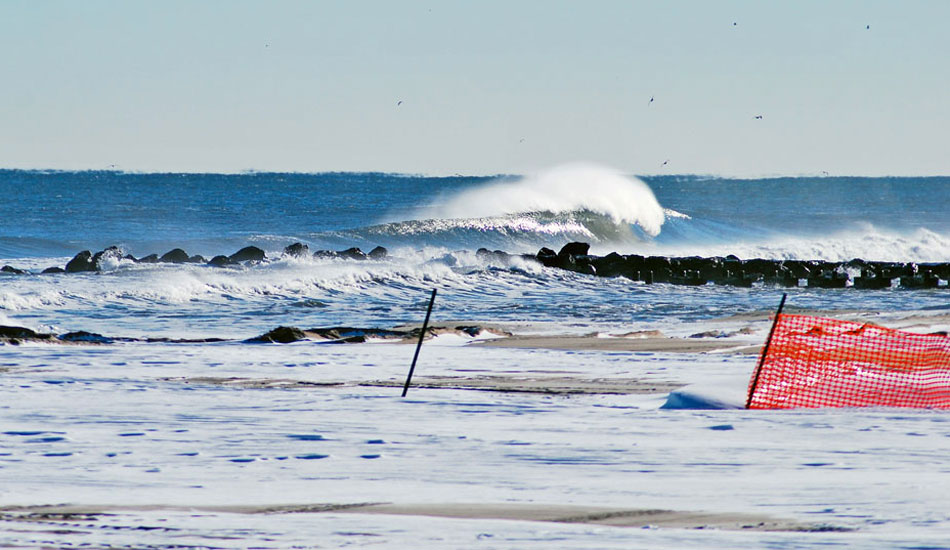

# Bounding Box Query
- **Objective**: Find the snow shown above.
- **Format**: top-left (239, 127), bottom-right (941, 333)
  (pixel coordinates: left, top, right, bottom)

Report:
top-left (2, 340), bottom-right (950, 548)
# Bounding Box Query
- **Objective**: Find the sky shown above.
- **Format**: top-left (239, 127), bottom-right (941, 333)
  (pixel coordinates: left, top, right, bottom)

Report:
top-left (1, 0), bottom-right (949, 177)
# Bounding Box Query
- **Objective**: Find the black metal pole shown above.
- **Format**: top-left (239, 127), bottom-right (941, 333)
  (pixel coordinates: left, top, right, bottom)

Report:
top-left (745, 293), bottom-right (787, 409)
top-left (402, 288), bottom-right (437, 397)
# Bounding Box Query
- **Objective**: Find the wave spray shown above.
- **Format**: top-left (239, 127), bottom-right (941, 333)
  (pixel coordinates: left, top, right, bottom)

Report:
top-left (436, 163), bottom-right (668, 237)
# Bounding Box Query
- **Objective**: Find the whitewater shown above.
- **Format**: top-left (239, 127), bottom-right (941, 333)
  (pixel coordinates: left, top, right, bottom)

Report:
top-left (2, 165), bottom-right (950, 548)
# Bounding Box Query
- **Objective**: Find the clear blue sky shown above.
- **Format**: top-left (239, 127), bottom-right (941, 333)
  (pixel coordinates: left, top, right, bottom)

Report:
top-left (2, 0), bottom-right (948, 176)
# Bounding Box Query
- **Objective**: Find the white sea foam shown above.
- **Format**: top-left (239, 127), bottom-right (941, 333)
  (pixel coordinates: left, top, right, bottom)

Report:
top-left (435, 163), bottom-right (668, 237)
top-left (368, 215), bottom-right (596, 239)
top-left (649, 225), bottom-right (950, 263)
top-left (0, 310), bottom-right (21, 326)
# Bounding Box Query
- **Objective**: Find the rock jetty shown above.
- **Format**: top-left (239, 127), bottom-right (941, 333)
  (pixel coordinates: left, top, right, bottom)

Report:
top-left (535, 242), bottom-right (950, 290)
top-left (1, 243), bottom-right (390, 275)
top-left (3, 240), bottom-right (947, 290)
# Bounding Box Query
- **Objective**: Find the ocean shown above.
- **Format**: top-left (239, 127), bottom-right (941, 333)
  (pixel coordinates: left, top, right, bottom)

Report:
top-left (3, 165), bottom-right (950, 337)
top-left (2, 165), bottom-right (950, 548)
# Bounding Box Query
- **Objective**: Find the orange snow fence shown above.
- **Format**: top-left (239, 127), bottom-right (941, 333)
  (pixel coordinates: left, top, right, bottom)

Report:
top-left (747, 313), bottom-right (950, 409)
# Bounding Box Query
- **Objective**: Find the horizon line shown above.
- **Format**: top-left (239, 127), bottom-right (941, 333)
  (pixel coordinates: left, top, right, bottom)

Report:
top-left (2, 166), bottom-right (949, 181)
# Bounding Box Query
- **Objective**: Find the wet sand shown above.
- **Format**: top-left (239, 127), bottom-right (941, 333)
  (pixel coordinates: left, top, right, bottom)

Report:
top-left (0, 502), bottom-right (846, 532)
top-left (473, 334), bottom-right (762, 354)
top-left (160, 375), bottom-right (683, 395)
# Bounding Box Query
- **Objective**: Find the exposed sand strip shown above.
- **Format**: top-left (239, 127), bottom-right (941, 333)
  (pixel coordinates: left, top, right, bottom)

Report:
top-left (0, 503), bottom-right (848, 532)
top-left (362, 375), bottom-right (683, 394)
top-left (159, 375), bottom-right (682, 395)
top-left (474, 335), bottom-right (762, 354)
top-left (159, 376), bottom-right (345, 389)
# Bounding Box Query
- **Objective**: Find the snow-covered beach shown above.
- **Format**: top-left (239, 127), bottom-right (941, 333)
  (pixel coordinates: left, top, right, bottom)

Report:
top-left (4, 307), bottom-right (950, 548)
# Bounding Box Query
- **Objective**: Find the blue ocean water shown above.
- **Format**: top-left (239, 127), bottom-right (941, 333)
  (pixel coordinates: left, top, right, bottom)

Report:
top-left (1, 166), bottom-right (949, 338)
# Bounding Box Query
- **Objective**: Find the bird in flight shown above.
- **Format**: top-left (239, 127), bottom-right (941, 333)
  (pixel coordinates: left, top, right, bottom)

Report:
top-left (661, 159), bottom-right (669, 167)
top-left (396, 100), bottom-right (403, 106)
top-left (866, 25), bottom-right (870, 30)
top-left (649, 96), bottom-right (654, 105)
top-left (754, 115), bottom-right (763, 120)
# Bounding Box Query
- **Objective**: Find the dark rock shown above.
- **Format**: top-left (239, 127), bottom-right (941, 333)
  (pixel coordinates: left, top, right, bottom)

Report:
top-left (807, 270), bottom-right (849, 289)
top-left (246, 326), bottom-right (307, 343)
top-left (923, 262), bottom-right (950, 279)
top-left (620, 255), bottom-right (648, 280)
top-left (0, 326), bottom-right (54, 341)
top-left (772, 266), bottom-right (799, 287)
top-left (0, 326), bottom-right (42, 339)
top-left (337, 247), bottom-right (367, 260)
top-left (229, 246), bottom-right (266, 263)
top-left (715, 269), bottom-right (757, 287)
top-left (334, 335), bottom-right (367, 343)
top-left (368, 246), bottom-right (389, 260)
top-left (854, 277), bottom-right (891, 290)
top-left (900, 274), bottom-right (939, 289)
top-left (187, 255), bottom-right (206, 263)
top-left (558, 242), bottom-right (590, 258)
top-left (1, 265), bottom-right (25, 274)
top-left (284, 242), bottom-right (310, 257)
top-left (58, 331), bottom-right (113, 344)
top-left (208, 255), bottom-right (232, 267)
top-left (137, 254), bottom-right (160, 263)
top-left (689, 330), bottom-right (728, 339)
top-left (572, 255), bottom-right (596, 275)
top-left (160, 248), bottom-right (190, 263)
top-left (91, 246), bottom-right (125, 269)
top-left (65, 250), bottom-right (96, 273)
top-left (744, 258), bottom-right (780, 278)
top-left (876, 262), bottom-right (907, 280)
top-left (536, 247), bottom-right (558, 267)
top-left (313, 250), bottom-right (337, 259)
top-left (590, 252), bottom-right (627, 277)
top-left (671, 270), bottom-right (706, 286)
top-left (305, 327), bottom-right (408, 341)
top-left (41, 267), bottom-right (65, 274)
top-left (524, 243), bottom-right (950, 290)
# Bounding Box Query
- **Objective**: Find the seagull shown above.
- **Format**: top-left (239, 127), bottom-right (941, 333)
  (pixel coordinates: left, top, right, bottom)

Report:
top-left (733, 21), bottom-right (737, 26)
top-left (649, 96), bottom-right (654, 105)
top-left (866, 25), bottom-right (870, 30)
top-left (396, 100), bottom-right (403, 106)
top-left (754, 115), bottom-right (763, 120)
top-left (661, 159), bottom-right (669, 167)
top-left (519, 138), bottom-right (525, 143)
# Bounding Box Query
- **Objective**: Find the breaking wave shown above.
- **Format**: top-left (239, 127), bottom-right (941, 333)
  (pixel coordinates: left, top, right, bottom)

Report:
top-left (431, 163), bottom-right (670, 235)
top-left (333, 164), bottom-right (681, 252)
